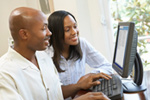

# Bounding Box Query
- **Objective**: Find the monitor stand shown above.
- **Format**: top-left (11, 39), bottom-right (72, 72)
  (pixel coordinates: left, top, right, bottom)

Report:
top-left (122, 52), bottom-right (147, 93)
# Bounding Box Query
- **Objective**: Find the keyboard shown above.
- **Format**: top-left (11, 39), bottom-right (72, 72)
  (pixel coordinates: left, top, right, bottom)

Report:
top-left (92, 74), bottom-right (123, 100)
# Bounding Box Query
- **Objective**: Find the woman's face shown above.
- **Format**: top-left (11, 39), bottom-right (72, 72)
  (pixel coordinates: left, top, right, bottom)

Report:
top-left (63, 15), bottom-right (79, 47)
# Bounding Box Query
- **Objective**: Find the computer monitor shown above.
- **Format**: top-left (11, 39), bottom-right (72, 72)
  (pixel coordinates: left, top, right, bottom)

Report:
top-left (112, 22), bottom-right (146, 93)
top-left (112, 22), bottom-right (137, 78)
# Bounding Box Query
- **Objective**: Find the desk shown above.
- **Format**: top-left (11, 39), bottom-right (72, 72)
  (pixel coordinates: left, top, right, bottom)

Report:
top-left (75, 90), bottom-right (147, 100)
top-left (75, 70), bottom-right (150, 100)
top-left (123, 92), bottom-right (147, 100)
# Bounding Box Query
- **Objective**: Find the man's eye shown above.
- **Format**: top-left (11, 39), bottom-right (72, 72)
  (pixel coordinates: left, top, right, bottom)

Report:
top-left (42, 25), bottom-right (48, 30)
top-left (42, 26), bottom-right (47, 30)
top-left (42, 28), bottom-right (46, 31)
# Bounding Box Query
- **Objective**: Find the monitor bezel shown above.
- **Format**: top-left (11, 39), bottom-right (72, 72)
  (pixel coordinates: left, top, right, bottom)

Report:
top-left (112, 22), bottom-right (136, 78)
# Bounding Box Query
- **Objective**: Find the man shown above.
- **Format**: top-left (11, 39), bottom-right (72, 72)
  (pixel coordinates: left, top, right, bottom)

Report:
top-left (0, 7), bottom-right (110, 100)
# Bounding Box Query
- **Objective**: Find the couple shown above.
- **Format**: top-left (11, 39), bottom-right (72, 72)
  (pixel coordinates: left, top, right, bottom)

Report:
top-left (0, 7), bottom-right (112, 100)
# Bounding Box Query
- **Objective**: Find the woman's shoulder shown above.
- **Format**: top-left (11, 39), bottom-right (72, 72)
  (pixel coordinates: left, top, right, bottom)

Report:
top-left (79, 37), bottom-right (92, 47)
top-left (79, 37), bottom-right (86, 42)
top-left (79, 37), bottom-right (88, 46)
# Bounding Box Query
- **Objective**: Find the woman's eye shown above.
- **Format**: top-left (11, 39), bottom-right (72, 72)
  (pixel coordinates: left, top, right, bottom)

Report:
top-left (74, 25), bottom-right (77, 28)
top-left (65, 28), bottom-right (70, 32)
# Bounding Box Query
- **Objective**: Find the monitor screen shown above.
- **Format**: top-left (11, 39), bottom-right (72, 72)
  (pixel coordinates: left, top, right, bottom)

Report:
top-left (112, 22), bottom-right (137, 78)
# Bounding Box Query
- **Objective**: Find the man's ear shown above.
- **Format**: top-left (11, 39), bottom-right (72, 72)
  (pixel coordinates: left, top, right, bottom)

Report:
top-left (18, 29), bottom-right (29, 40)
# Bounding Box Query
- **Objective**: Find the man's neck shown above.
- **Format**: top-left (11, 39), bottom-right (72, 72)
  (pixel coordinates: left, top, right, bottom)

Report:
top-left (13, 46), bottom-right (39, 69)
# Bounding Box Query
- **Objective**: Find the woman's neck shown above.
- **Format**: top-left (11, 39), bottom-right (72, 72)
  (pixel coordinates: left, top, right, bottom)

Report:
top-left (62, 45), bottom-right (70, 59)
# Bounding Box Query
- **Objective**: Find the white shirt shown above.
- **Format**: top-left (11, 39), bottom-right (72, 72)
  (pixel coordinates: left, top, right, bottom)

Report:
top-left (0, 47), bottom-right (64, 100)
top-left (47, 37), bottom-right (113, 86)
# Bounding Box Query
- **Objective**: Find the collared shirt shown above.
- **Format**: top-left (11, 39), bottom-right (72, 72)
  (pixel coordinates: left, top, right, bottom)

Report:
top-left (0, 47), bottom-right (64, 100)
top-left (46, 37), bottom-right (113, 86)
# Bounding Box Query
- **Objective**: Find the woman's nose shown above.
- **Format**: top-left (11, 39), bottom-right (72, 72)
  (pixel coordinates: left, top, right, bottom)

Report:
top-left (71, 28), bottom-right (77, 35)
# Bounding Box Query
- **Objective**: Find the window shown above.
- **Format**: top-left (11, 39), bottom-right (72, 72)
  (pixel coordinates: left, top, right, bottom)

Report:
top-left (111, 0), bottom-right (150, 69)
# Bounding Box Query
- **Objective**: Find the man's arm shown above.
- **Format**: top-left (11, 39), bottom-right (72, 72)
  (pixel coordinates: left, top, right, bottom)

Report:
top-left (61, 73), bottom-right (111, 99)
top-left (0, 73), bottom-right (24, 100)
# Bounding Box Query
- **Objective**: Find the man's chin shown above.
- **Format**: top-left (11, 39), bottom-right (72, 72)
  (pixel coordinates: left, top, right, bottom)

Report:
top-left (37, 46), bottom-right (48, 51)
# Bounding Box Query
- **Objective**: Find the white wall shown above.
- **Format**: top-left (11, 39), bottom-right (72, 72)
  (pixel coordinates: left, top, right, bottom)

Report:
top-left (0, 0), bottom-right (41, 57)
top-left (53, 0), bottom-right (114, 62)
top-left (0, 0), bottom-right (114, 72)
top-left (53, 0), bottom-right (114, 73)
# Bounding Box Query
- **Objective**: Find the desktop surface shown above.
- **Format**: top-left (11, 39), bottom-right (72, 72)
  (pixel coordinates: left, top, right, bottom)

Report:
top-left (75, 89), bottom-right (147, 100)
top-left (75, 72), bottom-right (149, 100)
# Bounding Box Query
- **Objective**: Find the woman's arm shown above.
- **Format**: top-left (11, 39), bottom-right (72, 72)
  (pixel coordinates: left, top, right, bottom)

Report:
top-left (61, 73), bottom-right (111, 99)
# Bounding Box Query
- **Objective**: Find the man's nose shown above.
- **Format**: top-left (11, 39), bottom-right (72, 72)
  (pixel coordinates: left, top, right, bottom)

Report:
top-left (47, 28), bottom-right (52, 36)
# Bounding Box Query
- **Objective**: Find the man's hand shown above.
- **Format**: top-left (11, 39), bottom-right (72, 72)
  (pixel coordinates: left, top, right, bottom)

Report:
top-left (77, 73), bottom-right (112, 90)
top-left (73, 92), bottom-right (110, 100)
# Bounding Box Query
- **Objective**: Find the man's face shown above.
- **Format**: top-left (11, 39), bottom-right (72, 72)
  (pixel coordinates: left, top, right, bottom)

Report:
top-left (27, 12), bottom-right (52, 51)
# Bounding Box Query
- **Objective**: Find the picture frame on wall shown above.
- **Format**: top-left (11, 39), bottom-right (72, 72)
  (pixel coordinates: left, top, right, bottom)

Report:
top-left (39, 0), bottom-right (53, 14)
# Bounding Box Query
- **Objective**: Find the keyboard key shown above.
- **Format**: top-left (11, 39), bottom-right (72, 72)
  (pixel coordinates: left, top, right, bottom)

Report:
top-left (92, 74), bottom-right (123, 100)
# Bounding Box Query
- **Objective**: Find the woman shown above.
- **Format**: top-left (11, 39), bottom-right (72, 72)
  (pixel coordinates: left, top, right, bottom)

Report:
top-left (47, 10), bottom-right (113, 86)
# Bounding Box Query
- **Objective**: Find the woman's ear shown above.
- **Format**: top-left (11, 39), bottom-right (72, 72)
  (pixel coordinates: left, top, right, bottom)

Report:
top-left (18, 29), bottom-right (29, 40)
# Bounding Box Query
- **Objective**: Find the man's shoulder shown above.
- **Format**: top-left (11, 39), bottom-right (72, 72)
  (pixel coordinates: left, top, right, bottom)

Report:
top-left (0, 51), bottom-right (28, 73)
top-left (0, 53), bottom-right (11, 68)
top-left (0, 54), bottom-right (19, 75)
